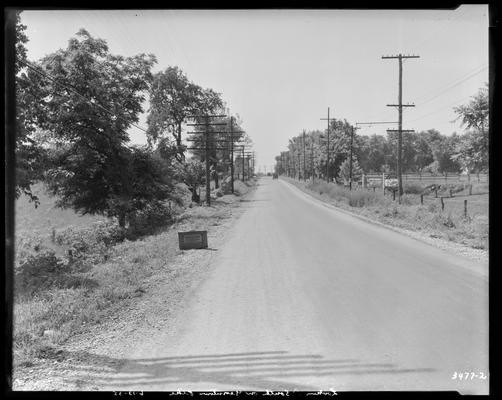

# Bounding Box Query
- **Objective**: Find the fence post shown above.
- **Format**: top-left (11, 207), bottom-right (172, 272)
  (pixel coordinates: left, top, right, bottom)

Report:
top-left (382, 172), bottom-right (385, 192)
top-left (469, 184), bottom-right (472, 195)
top-left (440, 197), bottom-right (444, 211)
top-left (449, 188), bottom-right (453, 198)
top-left (435, 186), bottom-right (438, 198)
top-left (373, 187), bottom-right (375, 192)
top-left (393, 190), bottom-right (395, 201)
top-left (464, 199), bottom-right (467, 218)
top-left (420, 194), bottom-right (423, 205)
top-left (444, 171), bottom-right (448, 183)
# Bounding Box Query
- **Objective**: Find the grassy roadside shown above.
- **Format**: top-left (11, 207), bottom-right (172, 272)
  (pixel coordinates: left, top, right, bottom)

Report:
top-left (12, 178), bottom-right (258, 370)
top-left (282, 177), bottom-right (488, 251)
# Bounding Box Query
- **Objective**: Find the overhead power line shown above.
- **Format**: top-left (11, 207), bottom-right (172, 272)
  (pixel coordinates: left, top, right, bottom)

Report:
top-left (366, 63), bottom-right (487, 126)
top-left (408, 93), bottom-right (474, 124)
top-left (414, 65), bottom-right (488, 107)
top-left (17, 57), bottom-right (151, 137)
top-left (382, 53), bottom-right (420, 201)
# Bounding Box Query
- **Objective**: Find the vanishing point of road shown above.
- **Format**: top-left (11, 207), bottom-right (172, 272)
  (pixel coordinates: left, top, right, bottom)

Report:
top-left (99, 177), bottom-right (489, 394)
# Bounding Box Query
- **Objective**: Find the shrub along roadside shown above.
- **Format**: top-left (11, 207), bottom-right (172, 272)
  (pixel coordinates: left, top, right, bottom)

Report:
top-left (13, 182), bottom-right (258, 369)
top-left (285, 177), bottom-right (488, 251)
top-left (13, 215), bottom-right (173, 366)
top-left (14, 222), bottom-right (180, 367)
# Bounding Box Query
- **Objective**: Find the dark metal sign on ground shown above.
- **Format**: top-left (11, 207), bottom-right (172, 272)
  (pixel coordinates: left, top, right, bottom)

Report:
top-left (178, 230), bottom-right (208, 250)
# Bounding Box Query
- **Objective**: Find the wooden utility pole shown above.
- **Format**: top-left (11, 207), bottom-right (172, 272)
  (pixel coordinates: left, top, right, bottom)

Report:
top-left (204, 116), bottom-right (210, 204)
top-left (382, 53), bottom-right (420, 201)
top-left (226, 117), bottom-right (245, 193)
top-left (311, 135), bottom-right (314, 182)
top-left (320, 107), bottom-right (335, 183)
top-left (186, 114), bottom-right (227, 206)
top-left (303, 130), bottom-right (307, 181)
top-left (348, 126), bottom-right (361, 191)
top-left (349, 126), bottom-right (354, 190)
top-left (243, 151), bottom-right (254, 180)
top-left (230, 117), bottom-right (235, 193)
top-left (242, 147), bottom-right (245, 181)
top-left (297, 151), bottom-right (301, 180)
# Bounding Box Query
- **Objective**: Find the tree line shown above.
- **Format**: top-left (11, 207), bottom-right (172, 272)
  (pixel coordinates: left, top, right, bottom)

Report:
top-left (14, 14), bottom-right (250, 229)
top-left (275, 87), bottom-right (488, 183)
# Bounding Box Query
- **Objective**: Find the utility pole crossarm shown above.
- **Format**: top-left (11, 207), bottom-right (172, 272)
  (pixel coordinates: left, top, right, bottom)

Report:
top-left (319, 107), bottom-right (334, 183)
top-left (186, 123), bottom-right (228, 127)
top-left (186, 131), bottom-right (234, 134)
top-left (382, 54), bottom-right (420, 59)
top-left (355, 121), bottom-right (398, 125)
top-left (381, 52), bottom-right (419, 201)
top-left (186, 114), bottom-right (227, 119)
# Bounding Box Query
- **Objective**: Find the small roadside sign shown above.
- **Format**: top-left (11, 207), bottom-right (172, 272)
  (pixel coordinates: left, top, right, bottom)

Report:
top-left (178, 230), bottom-right (208, 250)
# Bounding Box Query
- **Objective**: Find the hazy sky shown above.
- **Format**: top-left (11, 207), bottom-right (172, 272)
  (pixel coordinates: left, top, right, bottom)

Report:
top-left (20, 7), bottom-right (488, 171)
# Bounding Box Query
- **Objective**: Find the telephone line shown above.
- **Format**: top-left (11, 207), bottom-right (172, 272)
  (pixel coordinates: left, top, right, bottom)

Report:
top-left (414, 65), bottom-right (488, 107)
top-left (408, 93), bottom-right (474, 124)
top-left (18, 57), bottom-right (150, 136)
top-left (382, 53), bottom-right (420, 201)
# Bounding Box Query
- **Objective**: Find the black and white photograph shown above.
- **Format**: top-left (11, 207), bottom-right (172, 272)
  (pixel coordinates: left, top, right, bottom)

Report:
top-left (5, 5), bottom-right (492, 394)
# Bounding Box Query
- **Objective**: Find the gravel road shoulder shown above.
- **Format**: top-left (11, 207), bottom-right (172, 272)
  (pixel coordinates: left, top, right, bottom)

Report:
top-left (12, 183), bottom-right (258, 391)
top-left (282, 179), bottom-right (488, 269)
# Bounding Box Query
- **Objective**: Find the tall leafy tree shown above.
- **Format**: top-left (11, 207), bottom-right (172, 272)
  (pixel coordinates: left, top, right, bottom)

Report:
top-left (339, 156), bottom-right (363, 183)
top-left (146, 66), bottom-right (224, 161)
top-left (172, 158), bottom-right (205, 203)
top-left (361, 134), bottom-right (388, 173)
top-left (15, 12), bottom-right (47, 205)
top-left (317, 119), bottom-right (354, 180)
top-left (413, 131), bottom-right (435, 174)
top-left (453, 85), bottom-right (489, 173)
top-left (453, 130), bottom-right (488, 174)
top-left (26, 29), bottom-right (164, 227)
top-left (188, 115), bottom-right (245, 188)
top-left (454, 85), bottom-right (489, 135)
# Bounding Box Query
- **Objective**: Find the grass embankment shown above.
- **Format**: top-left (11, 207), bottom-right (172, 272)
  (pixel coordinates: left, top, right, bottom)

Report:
top-left (283, 177), bottom-right (488, 251)
top-left (13, 179), bottom-right (257, 368)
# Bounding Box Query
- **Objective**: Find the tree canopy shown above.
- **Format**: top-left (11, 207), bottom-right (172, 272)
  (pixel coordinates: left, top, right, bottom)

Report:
top-left (454, 85), bottom-right (489, 133)
top-left (146, 66), bottom-right (224, 161)
top-left (23, 29), bottom-right (173, 226)
top-left (15, 12), bottom-right (48, 205)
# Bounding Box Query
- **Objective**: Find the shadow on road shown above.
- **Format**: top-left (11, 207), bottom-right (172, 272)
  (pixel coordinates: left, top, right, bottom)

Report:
top-left (52, 350), bottom-right (435, 391)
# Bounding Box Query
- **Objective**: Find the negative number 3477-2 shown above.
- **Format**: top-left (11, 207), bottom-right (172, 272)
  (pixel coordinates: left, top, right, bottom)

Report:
top-left (452, 372), bottom-right (487, 380)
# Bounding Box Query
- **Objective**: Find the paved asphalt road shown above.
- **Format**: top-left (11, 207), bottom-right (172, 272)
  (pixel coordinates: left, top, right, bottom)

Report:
top-left (101, 177), bottom-right (489, 393)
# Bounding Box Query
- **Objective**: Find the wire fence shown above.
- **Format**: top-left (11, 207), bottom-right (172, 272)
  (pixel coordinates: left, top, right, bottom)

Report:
top-left (364, 172), bottom-right (488, 185)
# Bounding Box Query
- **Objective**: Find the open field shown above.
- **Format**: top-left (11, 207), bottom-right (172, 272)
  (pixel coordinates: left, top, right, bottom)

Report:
top-left (283, 177), bottom-right (488, 252)
top-left (15, 184), bottom-right (107, 236)
top-left (12, 177), bottom-right (488, 393)
top-left (365, 173), bottom-right (488, 185)
top-left (420, 193), bottom-right (488, 218)
top-left (12, 179), bottom-right (258, 372)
